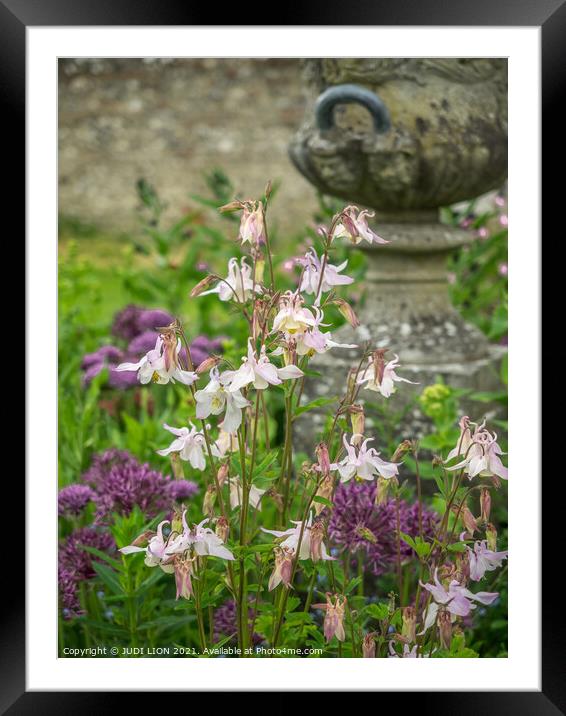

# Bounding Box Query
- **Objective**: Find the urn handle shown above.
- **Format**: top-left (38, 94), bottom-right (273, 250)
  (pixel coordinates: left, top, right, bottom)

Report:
top-left (315, 83), bottom-right (391, 134)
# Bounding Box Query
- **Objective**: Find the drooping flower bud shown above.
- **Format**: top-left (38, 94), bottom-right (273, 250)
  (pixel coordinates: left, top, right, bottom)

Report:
top-left (375, 475), bottom-right (392, 505)
top-left (217, 462), bottom-right (229, 488)
top-left (349, 405), bottom-right (365, 446)
top-left (202, 485), bottom-right (217, 517)
top-left (355, 523), bottom-right (377, 544)
top-left (437, 608), bottom-right (452, 650)
top-left (401, 606), bottom-right (417, 643)
top-left (190, 274), bottom-right (218, 298)
top-left (314, 473), bottom-right (334, 515)
top-left (195, 355), bottom-right (221, 374)
top-left (170, 452), bottom-right (185, 480)
top-left (219, 200), bottom-right (244, 214)
top-left (461, 504), bottom-right (478, 536)
top-left (362, 633), bottom-right (377, 658)
top-left (333, 298), bottom-right (360, 328)
top-left (480, 486), bottom-right (491, 524)
top-left (309, 518), bottom-right (327, 562)
top-left (239, 202), bottom-right (265, 246)
top-left (315, 442), bottom-right (331, 477)
top-left (215, 516), bottom-right (229, 543)
top-left (130, 530), bottom-right (155, 548)
top-left (268, 547), bottom-right (294, 591)
top-left (267, 487), bottom-right (284, 513)
top-left (254, 258), bottom-right (265, 285)
top-left (391, 439), bottom-right (412, 463)
top-left (486, 523), bottom-right (498, 551)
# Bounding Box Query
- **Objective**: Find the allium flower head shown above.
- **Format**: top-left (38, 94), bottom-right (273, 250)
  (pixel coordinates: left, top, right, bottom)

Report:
top-left (329, 481), bottom-right (437, 576)
top-left (59, 528), bottom-right (115, 581)
top-left (58, 484), bottom-right (96, 516)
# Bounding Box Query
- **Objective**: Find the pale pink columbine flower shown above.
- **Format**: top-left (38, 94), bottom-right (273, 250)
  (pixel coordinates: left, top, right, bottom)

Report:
top-left (239, 203), bottom-right (265, 246)
top-left (357, 352), bottom-right (417, 398)
top-left (498, 262), bottom-right (508, 277)
top-left (199, 257), bottom-right (261, 303)
top-left (156, 423), bottom-right (213, 471)
top-left (388, 642), bottom-right (419, 658)
top-left (445, 417), bottom-right (508, 482)
top-left (116, 335), bottom-right (198, 386)
top-left (467, 540), bottom-right (508, 581)
top-left (312, 593), bottom-right (347, 642)
top-left (333, 206), bottom-right (389, 246)
top-left (499, 214), bottom-right (508, 227)
top-left (194, 367), bottom-right (250, 433)
top-left (420, 569), bottom-right (498, 631)
top-left (330, 434), bottom-right (399, 483)
top-left (262, 514), bottom-right (334, 562)
top-left (165, 512), bottom-right (235, 561)
top-left (223, 338), bottom-right (303, 392)
top-left (229, 478), bottom-right (267, 511)
top-left (272, 291), bottom-right (317, 336)
top-left (119, 520), bottom-right (173, 569)
top-left (273, 307), bottom-right (357, 358)
top-left (297, 248), bottom-right (354, 296)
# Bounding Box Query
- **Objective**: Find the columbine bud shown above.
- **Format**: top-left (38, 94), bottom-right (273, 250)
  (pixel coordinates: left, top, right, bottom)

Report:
top-left (269, 547), bottom-right (294, 591)
top-left (349, 405), bottom-right (365, 446)
top-left (315, 442), bottom-right (331, 477)
top-left (371, 348), bottom-right (388, 387)
top-left (486, 523), bottom-right (498, 551)
top-left (375, 475), bottom-right (392, 505)
top-left (314, 474), bottom-right (334, 515)
top-left (215, 516), bottom-right (229, 543)
top-left (203, 485), bottom-right (216, 517)
top-left (195, 355), bottom-right (221, 374)
top-left (254, 258), bottom-right (265, 284)
top-left (170, 452), bottom-right (185, 480)
top-left (437, 608), bottom-right (452, 650)
top-left (480, 487), bottom-right (491, 524)
top-left (401, 606), bottom-right (417, 643)
top-left (131, 530), bottom-right (154, 548)
top-left (461, 504), bottom-right (478, 535)
top-left (309, 519), bottom-right (326, 562)
top-left (362, 633), bottom-right (377, 658)
top-left (190, 274), bottom-right (217, 298)
top-left (387, 591), bottom-right (396, 616)
top-left (391, 439), bottom-right (412, 463)
top-left (219, 200), bottom-right (244, 214)
top-left (265, 180), bottom-right (273, 200)
top-left (161, 329), bottom-right (179, 372)
top-left (355, 523), bottom-right (377, 544)
top-left (217, 462), bottom-right (229, 488)
top-left (333, 298), bottom-right (360, 328)
top-left (171, 509), bottom-right (183, 535)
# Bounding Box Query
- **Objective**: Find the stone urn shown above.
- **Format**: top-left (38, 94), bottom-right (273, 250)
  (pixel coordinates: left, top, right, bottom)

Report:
top-left (288, 59), bottom-right (508, 449)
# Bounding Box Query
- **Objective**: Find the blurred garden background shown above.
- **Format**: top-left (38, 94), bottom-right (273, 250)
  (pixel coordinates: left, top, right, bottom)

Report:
top-left (58, 58), bottom-right (508, 657)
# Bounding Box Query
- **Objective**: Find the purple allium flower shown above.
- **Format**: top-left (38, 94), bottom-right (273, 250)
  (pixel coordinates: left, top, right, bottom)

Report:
top-left (328, 481), bottom-right (437, 576)
top-left (127, 330), bottom-right (162, 356)
top-left (189, 335), bottom-right (224, 367)
top-left (58, 484), bottom-right (96, 516)
top-left (82, 449), bottom-right (197, 522)
top-left (59, 567), bottom-right (82, 618)
top-left (111, 304), bottom-right (145, 341)
top-left (137, 309), bottom-right (174, 332)
top-left (166, 480), bottom-right (199, 501)
top-left (82, 345), bottom-right (124, 370)
top-left (59, 527), bottom-right (116, 581)
top-left (213, 599), bottom-right (262, 645)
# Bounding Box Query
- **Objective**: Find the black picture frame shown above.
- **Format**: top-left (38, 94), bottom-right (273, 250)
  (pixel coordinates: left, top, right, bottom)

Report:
top-left (9, 0), bottom-right (555, 709)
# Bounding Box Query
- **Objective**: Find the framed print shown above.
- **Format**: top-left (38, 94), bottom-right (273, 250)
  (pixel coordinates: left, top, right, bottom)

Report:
top-left (8, 0), bottom-right (557, 708)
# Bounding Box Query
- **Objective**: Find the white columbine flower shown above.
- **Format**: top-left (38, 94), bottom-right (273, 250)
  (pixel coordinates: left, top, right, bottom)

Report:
top-left (200, 256), bottom-right (261, 303)
top-left (331, 434), bottom-right (399, 483)
top-left (357, 353), bottom-right (416, 398)
top-left (229, 478), bottom-right (267, 511)
top-left (445, 417), bottom-right (508, 482)
top-left (298, 248), bottom-right (354, 296)
top-left (194, 367), bottom-right (250, 433)
top-left (262, 514), bottom-right (334, 561)
top-left (295, 307), bottom-right (357, 356)
top-left (156, 423), bottom-right (213, 470)
top-left (116, 335), bottom-right (198, 386)
top-left (223, 338), bottom-right (303, 392)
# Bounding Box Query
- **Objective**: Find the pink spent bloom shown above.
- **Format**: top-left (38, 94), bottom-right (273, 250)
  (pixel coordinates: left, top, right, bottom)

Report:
top-left (334, 206), bottom-right (389, 246)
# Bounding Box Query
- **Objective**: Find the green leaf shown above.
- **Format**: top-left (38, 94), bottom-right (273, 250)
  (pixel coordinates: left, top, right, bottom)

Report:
top-left (92, 562), bottom-right (125, 596)
top-left (312, 495), bottom-right (333, 508)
